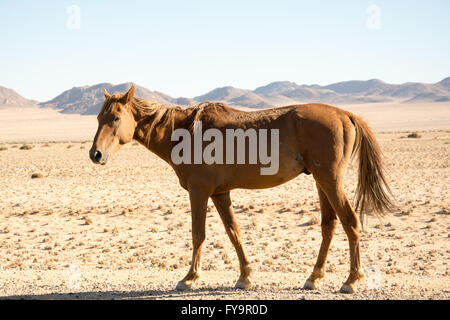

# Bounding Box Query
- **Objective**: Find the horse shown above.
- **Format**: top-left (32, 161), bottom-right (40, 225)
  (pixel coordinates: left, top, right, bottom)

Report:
top-left (90, 85), bottom-right (393, 293)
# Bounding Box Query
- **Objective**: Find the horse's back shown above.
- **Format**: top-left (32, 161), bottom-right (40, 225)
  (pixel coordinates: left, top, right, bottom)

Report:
top-left (196, 102), bottom-right (351, 129)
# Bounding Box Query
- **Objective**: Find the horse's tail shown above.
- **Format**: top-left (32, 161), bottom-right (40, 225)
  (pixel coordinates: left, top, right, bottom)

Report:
top-left (346, 112), bottom-right (395, 225)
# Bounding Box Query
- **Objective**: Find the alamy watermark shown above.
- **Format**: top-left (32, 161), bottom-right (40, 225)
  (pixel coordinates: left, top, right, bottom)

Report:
top-left (366, 265), bottom-right (382, 289)
top-left (66, 264), bottom-right (81, 290)
top-left (171, 121), bottom-right (280, 175)
top-left (366, 5), bottom-right (381, 30)
top-left (66, 5), bottom-right (81, 30)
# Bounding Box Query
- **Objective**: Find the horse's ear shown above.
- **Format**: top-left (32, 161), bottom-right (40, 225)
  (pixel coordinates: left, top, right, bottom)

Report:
top-left (104, 88), bottom-right (111, 99)
top-left (121, 85), bottom-right (135, 105)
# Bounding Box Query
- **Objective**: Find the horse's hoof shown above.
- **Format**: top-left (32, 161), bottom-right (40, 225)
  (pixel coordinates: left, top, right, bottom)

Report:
top-left (303, 279), bottom-right (319, 290)
top-left (176, 281), bottom-right (193, 291)
top-left (235, 278), bottom-right (251, 290)
top-left (340, 284), bottom-right (355, 294)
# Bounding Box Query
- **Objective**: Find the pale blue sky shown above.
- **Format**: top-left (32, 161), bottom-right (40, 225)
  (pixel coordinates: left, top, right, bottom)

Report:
top-left (0, 0), bottom-right (449, 101)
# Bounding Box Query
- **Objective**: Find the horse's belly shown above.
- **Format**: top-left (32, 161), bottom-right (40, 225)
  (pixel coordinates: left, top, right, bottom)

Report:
top-left (224, 158), bottom-right (306, 191)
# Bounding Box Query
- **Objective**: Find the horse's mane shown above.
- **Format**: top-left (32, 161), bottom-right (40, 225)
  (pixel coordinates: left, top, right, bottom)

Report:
top-left (130, 98), bottom-right (217, 148)
top-left (101, 95), bottom-right (294, 150)
top-left (128, 98), bottom-right (176, 148)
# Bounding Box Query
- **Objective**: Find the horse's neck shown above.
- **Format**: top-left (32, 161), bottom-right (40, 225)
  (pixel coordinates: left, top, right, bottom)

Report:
top-left (133, 107), bottom-right (191, 164)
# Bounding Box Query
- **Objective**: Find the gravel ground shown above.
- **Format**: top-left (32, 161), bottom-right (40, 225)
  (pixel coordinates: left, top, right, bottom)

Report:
top-left (0, 131), bottom-right (449, 299)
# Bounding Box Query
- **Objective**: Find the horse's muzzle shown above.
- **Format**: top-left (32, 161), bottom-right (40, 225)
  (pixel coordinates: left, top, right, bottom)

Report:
top-left (89, 148), bottom-right (107, 165)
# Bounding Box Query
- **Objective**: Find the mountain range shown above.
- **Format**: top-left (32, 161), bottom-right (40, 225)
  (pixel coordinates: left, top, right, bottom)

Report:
top-left (37, 83), bottom-right (198, 115)
top-left (0, 86), bottom-right (38, 107)
top-left (1, 77), bottom-right (449, 115)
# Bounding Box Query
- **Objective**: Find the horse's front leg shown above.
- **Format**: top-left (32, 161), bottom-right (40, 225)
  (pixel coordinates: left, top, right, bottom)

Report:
top-left (211, 192), bottom-right (251, 289)
top-left (176, 189), bottom-right (209, 291)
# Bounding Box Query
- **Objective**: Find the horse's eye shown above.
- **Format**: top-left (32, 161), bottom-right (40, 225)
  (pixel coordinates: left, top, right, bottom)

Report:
top-left (114, 117), bottom-right (120, 122)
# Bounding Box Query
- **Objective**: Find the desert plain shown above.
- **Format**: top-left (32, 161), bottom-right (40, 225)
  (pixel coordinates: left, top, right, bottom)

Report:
top-left (0, 102), bottom-right (449, 299)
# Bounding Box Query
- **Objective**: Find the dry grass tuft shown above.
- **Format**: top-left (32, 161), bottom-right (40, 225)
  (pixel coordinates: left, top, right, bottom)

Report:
top-left (19, 144), bottom-right (33, 150)
top-left (407, 132), bottom-right (422, 138)
top-left (306, 214), bottom-right (321, 226)
top-left (7, 260), bottom-right (23, 269)
top-left (83, 216), bottom-right (93, 225)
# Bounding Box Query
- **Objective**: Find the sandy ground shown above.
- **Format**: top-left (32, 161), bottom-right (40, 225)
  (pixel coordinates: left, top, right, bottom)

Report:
top-left (343, 102), bottom-right (450, 132)
top-left (1, 102), bottom-right (449, 143)
top-left (0, 106), bottom-right (97, 143)
top-left (0, 104), bottom-right (449, 300)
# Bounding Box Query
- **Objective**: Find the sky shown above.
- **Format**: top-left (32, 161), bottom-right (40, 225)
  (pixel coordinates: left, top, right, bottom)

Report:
top-left (0, 0), bottom-right (449, 101)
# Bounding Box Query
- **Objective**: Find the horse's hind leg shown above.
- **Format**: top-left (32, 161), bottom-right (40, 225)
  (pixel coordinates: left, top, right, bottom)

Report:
top-left (320, 181), bottom-right (365, 293)
top-left (176, 189), bottom-right (209, 291)
top-left (303, 183), bottom-right (338, 290)
top-left (211, 192), bottom-right (251, 289)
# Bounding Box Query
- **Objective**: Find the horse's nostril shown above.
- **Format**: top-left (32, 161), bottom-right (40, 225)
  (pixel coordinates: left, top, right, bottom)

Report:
top-left (94, 150), bottom-right (102, 162)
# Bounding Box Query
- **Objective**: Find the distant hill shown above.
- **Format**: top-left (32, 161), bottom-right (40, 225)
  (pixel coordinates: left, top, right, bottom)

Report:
top-left (254, 81), bottom-right (301, 95)
top-left (253, 78), bottom-right (450, 106)
top-left (3, 77), bottom-right (449, 114)
top-left (323, 79), bottom-right (392, 95)
top-left (39, 82), bottom-right (197, 115)
top-left (0, 86), bottom-right (38, 107)
top-left (194, 86), bottom-right (274, 109)
top-left (437, 77), bottom-right (450, 90)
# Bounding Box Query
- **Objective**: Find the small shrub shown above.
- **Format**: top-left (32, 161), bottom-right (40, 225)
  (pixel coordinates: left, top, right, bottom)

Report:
top-left (19, 144), bottom-right (33, 150)
top-left (407, 132), bottom-right (421, 138)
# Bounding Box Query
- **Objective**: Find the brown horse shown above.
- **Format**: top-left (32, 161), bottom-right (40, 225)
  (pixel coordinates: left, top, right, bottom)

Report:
top-left (90, 85), bottom-right (393, 293)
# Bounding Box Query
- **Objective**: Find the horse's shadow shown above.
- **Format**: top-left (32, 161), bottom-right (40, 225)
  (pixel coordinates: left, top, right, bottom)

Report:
top-left (0, 286), bottom-right (245, 300)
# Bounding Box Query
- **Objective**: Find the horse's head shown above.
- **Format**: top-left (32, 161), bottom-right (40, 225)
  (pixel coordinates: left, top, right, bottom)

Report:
top-left (89, 85), bottom-right (137, 165)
